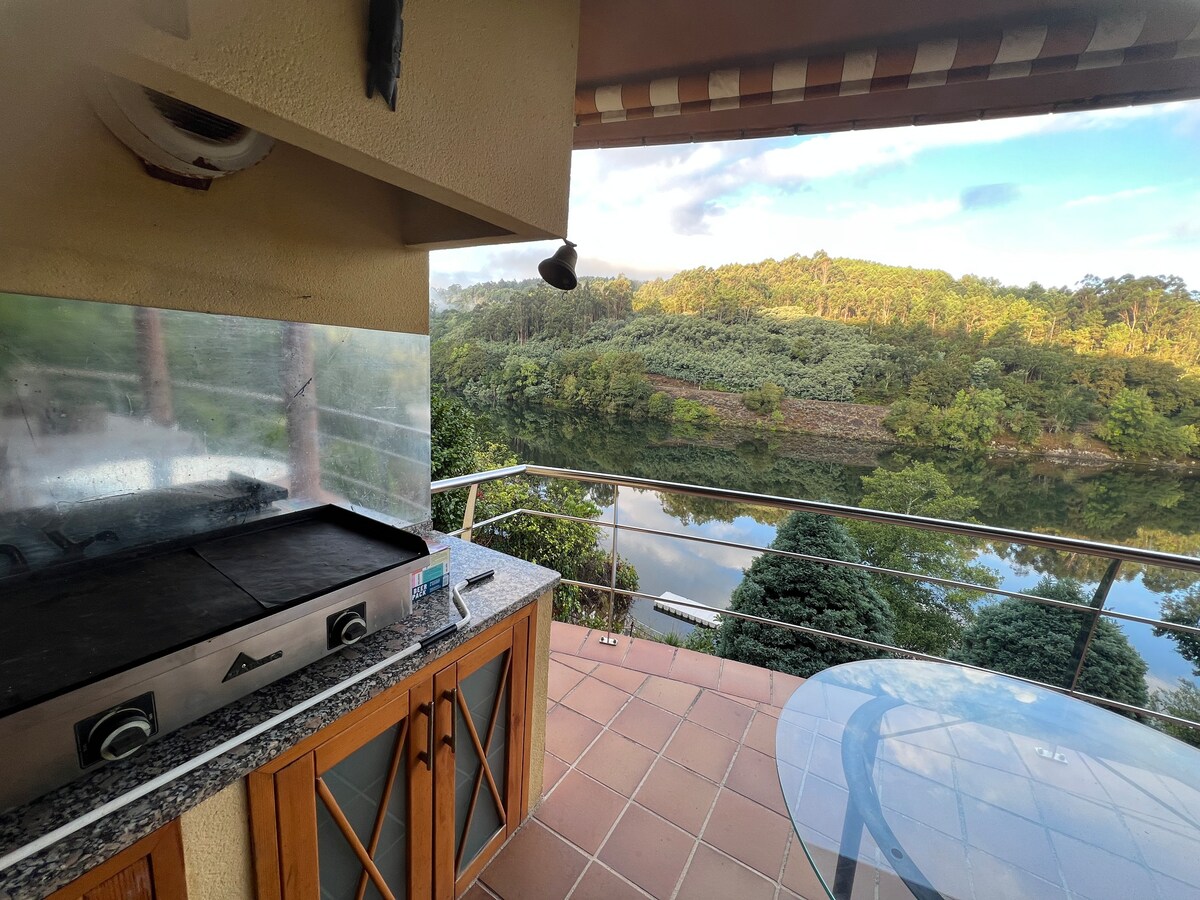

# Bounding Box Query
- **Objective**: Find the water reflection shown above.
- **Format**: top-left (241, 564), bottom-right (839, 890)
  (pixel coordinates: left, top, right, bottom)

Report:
top-left (472, 402), bottom-right (1200, 711)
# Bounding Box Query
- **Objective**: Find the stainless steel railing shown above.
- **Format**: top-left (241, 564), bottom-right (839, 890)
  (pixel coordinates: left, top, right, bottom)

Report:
top-left (432, 464), bottom-right (1200, 731)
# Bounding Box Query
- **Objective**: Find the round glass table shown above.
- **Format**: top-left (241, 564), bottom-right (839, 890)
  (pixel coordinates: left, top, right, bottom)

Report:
top-left (776, 659), bottom-right (1200, 900)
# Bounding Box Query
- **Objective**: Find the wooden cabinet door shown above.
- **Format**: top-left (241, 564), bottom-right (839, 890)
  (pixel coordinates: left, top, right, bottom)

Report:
top-left (47, 820), bottom-right (187, 900)
top-left (433, 617), bottom-right (529, 898)
top-left (274, 689), bottom-right (431, 899)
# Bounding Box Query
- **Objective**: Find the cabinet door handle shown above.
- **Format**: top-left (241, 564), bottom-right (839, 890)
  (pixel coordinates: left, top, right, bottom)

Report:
top-left (417, 702), bottom-right (433, 770)
top-left (443, 688), bottom-right (457, 748)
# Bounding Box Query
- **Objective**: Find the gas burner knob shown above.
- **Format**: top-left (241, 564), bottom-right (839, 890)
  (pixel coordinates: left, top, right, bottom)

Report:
top-left (89, 707), bottom-right (153, 761)
top-left (332, 610), bottom-right (368, 646)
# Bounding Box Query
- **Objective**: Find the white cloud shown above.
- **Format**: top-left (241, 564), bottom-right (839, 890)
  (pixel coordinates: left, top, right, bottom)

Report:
top-left (1063, 186), bottom-right (1158, 208)
top-left (431, 100), bottom-right (1200, 289)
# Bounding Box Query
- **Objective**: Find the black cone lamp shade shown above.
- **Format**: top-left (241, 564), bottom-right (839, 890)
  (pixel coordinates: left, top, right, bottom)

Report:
top-left (538, 240), bottom-right (579, 291)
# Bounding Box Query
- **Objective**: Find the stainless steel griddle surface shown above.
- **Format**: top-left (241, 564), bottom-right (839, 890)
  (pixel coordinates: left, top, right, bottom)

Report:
top-left (0, 510), bottom-right (424, 717)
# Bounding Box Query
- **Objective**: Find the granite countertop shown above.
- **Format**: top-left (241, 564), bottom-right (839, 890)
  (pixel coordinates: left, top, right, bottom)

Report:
top-left (0, 537), bottom-right (558, 899)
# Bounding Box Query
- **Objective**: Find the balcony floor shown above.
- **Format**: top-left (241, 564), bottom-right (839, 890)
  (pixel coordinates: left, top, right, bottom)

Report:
top-left (466, 622), bottom-right (827, 900)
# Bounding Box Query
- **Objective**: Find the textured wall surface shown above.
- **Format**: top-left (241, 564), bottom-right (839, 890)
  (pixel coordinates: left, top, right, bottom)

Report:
top-left (101, 0), bottom-right (579, 239)
top-left (527, 592), bottom-right (553, 806)
top-left (0, 6), bottom-right (429, 333)
top-left (179, 781), bottom-right (255, 900)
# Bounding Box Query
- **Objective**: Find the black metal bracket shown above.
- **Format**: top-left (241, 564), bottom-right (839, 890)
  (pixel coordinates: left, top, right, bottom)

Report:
top-left (366, 0), bottom-right (404, 110)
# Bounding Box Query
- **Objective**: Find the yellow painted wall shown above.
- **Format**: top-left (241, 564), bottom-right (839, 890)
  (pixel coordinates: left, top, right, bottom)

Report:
top-left (179, 782), bottom-right (256, 900)
top-left (527, 592), bottom-right (553, 807)
top-left (0, 2), bottom-right (429, 333)
top-left (0, 0), bottom-right (580, 329)
top-left (97, 0), bottom-right (579, 241)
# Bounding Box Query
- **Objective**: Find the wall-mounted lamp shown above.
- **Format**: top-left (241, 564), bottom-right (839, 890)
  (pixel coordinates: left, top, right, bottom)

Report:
top-left (538, 240), bottom-right (578, 291)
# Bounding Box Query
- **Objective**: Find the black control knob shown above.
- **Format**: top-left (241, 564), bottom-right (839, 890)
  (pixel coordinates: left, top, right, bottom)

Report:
top-left (332, 610), bottom-right (368, 646)
top-left (89, 708), bottom-right (153, 761)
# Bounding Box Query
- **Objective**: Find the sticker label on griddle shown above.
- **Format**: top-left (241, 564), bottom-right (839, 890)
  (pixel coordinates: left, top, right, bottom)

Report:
top-left (412, 561), bottom-right (447, 601)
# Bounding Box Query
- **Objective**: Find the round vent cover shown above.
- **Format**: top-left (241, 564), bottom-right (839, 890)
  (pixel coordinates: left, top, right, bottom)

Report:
top-left (88, 72), bottom-right (274, 182)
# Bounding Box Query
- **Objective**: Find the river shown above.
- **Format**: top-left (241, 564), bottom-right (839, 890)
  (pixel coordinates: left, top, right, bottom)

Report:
top-left (468, 402), bottom-right (1200, 699)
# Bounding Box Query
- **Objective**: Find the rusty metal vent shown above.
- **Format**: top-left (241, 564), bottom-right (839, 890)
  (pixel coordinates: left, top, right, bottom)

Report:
top-left (143, 88), bottom-right (247, 144)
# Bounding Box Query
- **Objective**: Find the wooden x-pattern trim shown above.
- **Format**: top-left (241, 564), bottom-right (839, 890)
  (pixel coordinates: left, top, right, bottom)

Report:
top-left (316, 778), bottom-right (398, 900)
top-left (351, 718), bottom-right (410, 900)
top-left (453, 650), bottom-right (512, 874)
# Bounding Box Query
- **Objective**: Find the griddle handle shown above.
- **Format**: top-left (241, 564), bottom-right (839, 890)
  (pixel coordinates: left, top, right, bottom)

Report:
top-left (418, 622), bottom-right (457, 649)
top-left (466, 569), bottom-right (494, 587)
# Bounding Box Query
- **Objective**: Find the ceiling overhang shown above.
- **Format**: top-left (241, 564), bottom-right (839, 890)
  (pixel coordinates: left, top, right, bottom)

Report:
top-left (573, 1), bottom-right (1200, 148)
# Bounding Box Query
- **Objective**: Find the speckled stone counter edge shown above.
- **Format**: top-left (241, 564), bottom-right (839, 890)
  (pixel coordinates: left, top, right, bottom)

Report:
top-left (0, 537), bottom-right (558, 899)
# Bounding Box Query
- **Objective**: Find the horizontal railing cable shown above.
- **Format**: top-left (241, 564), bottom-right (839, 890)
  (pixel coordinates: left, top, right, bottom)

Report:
top-left (433, 464), bottom-right (1200, 733)
top-left (443, 503), bottom-right (1200, 643)
top-left (556, 578), bottom-right (1200, 731)
top-left (435, 465), bottom-right (1200, 574)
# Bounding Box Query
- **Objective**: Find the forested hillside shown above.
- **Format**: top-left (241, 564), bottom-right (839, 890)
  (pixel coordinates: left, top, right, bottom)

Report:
top-left (432, 254), bottom-right (1200, 460)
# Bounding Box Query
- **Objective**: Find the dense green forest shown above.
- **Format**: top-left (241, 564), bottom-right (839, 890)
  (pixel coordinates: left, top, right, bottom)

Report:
top-left (432, 254), bottom-right (1200, 459)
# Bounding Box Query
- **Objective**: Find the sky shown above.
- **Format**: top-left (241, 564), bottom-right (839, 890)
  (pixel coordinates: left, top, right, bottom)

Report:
top-left (431, 99), bottom-right (1200, 292)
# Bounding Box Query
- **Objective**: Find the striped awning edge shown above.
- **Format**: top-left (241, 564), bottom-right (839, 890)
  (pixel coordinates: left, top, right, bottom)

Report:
top-left (575, 11), bottom-right (1200, 126)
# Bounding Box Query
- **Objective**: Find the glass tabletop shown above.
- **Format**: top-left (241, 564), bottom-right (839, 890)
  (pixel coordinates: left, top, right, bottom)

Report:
top-left (776, 659), bottom-right (1200, 900)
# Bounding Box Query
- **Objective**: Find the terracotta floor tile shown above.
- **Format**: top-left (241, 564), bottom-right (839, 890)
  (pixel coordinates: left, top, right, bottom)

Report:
top-left (545, 704), bottom-right (603, 764)
top-left (677, 842), bottom-right (776, 900)
top-left (599, 804), bottom-right (696, 898)
top-left (609, 698), bottom-right (681, 752)
top-left (553, 652), bottom-right (598, 675)
top-left (570, 862), bottom-right (650, 900)
top-left (575, 630), bottom-right (635, 664)
top-left (541, 752), bottom-right (569, 795)
top-left (715, 690), bottom-right (758, 707)
top-left (756, 702), bottom-right (785, 719)
top-left (771, 671), bottom-right (805, 707)
top-left (687, 690), bottom-right (754, 740)
top-left (622, 639), bottom-right (676, 677)
top-left (701, 789), bottom-right (792, 879)
top-left (550, 622), bottom-right (590, 655)
top-left (460, 880), bottom-right (498, 900)
top-left (561, 676), bottom-right (630, 725)
top-left (726, 746), bottom-right (788, 816)
top-left (548, 659), bottom-right (588, 702)
top-left (591, 661), bottom-right (649, 693)
top-left (637, 675), bottom-right (701, 716)
top-left (634, 758), bottom-right (719, 836)
top-left (781, 837), bottom-right (829, 900)
top-left (480, 821), bottom-right (588, 900)
top-left (535, 770), bottom-right (627, 854)
top-left (718, 659), bottom-right (773, 703)
top-left (663, 719), bottom-right (739, 782)
top-left (577, 730), bottom-right (657, 797)
top-left (668, 648), bottom-right (723, 689)
top-left (744, 710), bottom-right (779, 757)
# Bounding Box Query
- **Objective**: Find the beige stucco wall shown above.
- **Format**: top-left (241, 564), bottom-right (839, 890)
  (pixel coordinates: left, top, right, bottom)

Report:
top-left (527, 591), bottom-right (553, 807)
top-left (179, 781), bottom-right (256, 900)
top-left (0, 0), bottom-right (579, 328)
top-left (95, 0), bottom-right (579, 242)
top-left (0, 3), bottom-right (429, 332)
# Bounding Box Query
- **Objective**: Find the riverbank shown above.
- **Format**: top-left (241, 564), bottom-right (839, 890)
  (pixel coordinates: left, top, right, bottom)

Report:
top-left (646, 375), bottom-right (1199, 470)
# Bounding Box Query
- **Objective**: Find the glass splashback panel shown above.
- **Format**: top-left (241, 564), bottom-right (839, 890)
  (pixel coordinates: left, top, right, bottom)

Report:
top-left (0, 293), bottom-right (429, 575)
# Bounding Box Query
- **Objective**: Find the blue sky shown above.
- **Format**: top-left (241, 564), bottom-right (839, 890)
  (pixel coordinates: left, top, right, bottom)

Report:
top-left (431, 100), bottom-right (1200, 291)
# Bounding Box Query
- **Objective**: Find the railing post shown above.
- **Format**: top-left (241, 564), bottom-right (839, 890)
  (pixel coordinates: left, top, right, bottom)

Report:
top-left (461, 483), bottom-right (479, 543)
top-left (599, 483), bottom-right (620, 646)
top-left (1067, 558), bottom-right (1121, 693)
